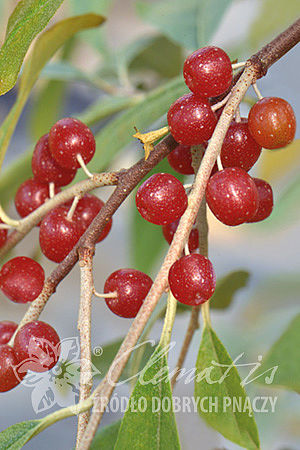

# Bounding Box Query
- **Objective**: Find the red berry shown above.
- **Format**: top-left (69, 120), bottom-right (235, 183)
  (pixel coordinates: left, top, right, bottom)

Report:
top-left (0, 257), bottom-right (45, 304)
top-left (221, 119), bottom-right (262, 171)
top-left (32, 134), bottom-right (77, 187)
top-left (71, 194), bottom-right (112, 242)
top-left (0, 321), bottom-right (18, 345)
top-left (0, 345), bottom-right (25, 392)
top-left (104, 269), bottom-right (153, 318)
top-left (247, 178), bottom-right (273, 223)
top-left (135, 173), bottom-right (188, 225)
top-left (49, 118), bottom-right (96, 170)
top-left (162, 219), bottom-right (199, 253)
top-left (167, 145), bottom-right (194, 175)
top-left (39, 206), bottom-right (82, 262)
top-left (248, 97), bottom-right (296, 149)
top-left (15, 178), bottom-right (60, 220)
top-left (167, 93), bottom-right (217, 146)
top-left (183, 46), bottom-right (233, 98)
top-left (206, 168), bottom-right (259, 226)
top-left (14, 321), bottom-right (60, 373)
top-left (168, 254), bottom-right (216, 306)
top-left (0, 221), bottom-right (8, 248)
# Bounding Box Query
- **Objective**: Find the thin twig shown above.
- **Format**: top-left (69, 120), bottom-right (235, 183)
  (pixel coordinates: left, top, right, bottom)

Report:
top-left (76, 247), bottom-right (95, 448)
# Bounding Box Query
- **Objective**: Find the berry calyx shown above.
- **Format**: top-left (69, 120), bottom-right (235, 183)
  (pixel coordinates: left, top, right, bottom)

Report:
top-left (221, 119), bottom-right (262, 171)
top-left (32, 134), bottom-right (77, 187)
top-left (0, 257), bottom-right (45, 304)
top-left (183, 46), bottom-right (233, 97)
top-left (206, 168), bottom-right (259, 226)
top-left (39, 206), bottom-right (82, 262)
top-left (49, 118), bottom-right (96, 170)
top-left (167, 93), bottom-right (217, 146)
top-left (135, 173), bottom-right (188, 225)
top-left (247, 178), bottom-right (273, 223)
top-left (14, 321), bottom-right (60, 372)
top-left (104, 269), bottom-right (153, 318)
top-left (70, 194), bottom-right (112, 242)
top-left (162, 219), bottom-right (199, 253)
top-left (248, 97), bottom-right (296, 149)
top-left (0, 221), bottom-right (8, 248)
top-left (0, 345), bottom-right (25, 392)
top-left (15, 178), bottom-right (60, 220)
top-left (0, 321), bottom-right (18, 345)
top-left (168, 254), bottom-right (216, 306)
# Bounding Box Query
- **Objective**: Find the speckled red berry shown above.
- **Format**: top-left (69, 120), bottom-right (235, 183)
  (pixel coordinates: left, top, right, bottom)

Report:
top-left (247, 178), bottom-right (273, 223)
top-left (183, 46), bottom-right (233, 97)
top-left (14, 321), bottom-right (60, 373)
top-left (15, 178), bottom-right (60, 220)
top-left (248, 97), bottom-right (296, 149)
top-left (0, 321), bottom-right (18, 345)
top-left (39, 206), bottom-right (81, 262)
top-left (0, 345), bottom-right (25, 392)
top-left (136, 173), bottom-right (188, 225)
top-left (167, 93), bottom-right (217, 146)
top-left (0, 221), bottom-right (8, 248)
top-left (0, 257), bottom-right (45, 304)
top-left (162, 219), bottom-right (199, 253)
top-left (168, 254), bottom-right (216, 306)
top-left (206, 168), bottom-right (259, 226)
top-left (49, 118), bottom-right (96, 170)
top-left (32, 134), bottom-right (77, 187)
top-left (221, 119), bottom-right (262, 171)
top-left (104, 269), bottom-right (153, 318)
top-left (167, 145), bottom-right (194, 175)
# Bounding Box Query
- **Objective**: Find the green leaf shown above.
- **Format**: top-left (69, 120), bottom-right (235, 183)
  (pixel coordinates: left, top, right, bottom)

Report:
top-left (248, 0), bottom-right (300, 50)
top-left (0, 0), bottom-right (65, 95)
top-left (257, 314), bottom-right (300, 392)
top-left (0, 13), bottom-right (105, 171)
top-left (90, 420), bottom-right (121, 450)
top-left (131, 157), bottom-right (185, 273)
top-left (114, 344), bottom-right (181, 449)
top-left (136, 0), bottom-right (233, 50)
top-left (195, 325), bottom-right (260, 449)
top-left (177, 270), bottom-right (250, 313)
top-left (0, 420), bottom-right (41, 450)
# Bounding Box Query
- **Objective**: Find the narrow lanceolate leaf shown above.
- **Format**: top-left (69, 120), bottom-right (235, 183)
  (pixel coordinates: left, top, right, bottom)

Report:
top-left (0, 420), bottom-right (41, 450)
top-left (195, 325), bottom-right (260, 449)
top-left (0, 0), bottom-right (64, 95)
top-left (90, 420), bottom-right (121, 450)
top-left (257, 314), bottom-right (300, 393)
top-left (114, 345), bottom-right (181, 449)
top-left (136, 0), bottom-right (233, 50)
top-left (0, 13), bottom-right (105, 171)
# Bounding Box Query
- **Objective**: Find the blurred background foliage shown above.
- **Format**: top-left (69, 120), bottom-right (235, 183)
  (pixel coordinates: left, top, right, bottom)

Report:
top-left (0, 0), bottom-right (299, 449)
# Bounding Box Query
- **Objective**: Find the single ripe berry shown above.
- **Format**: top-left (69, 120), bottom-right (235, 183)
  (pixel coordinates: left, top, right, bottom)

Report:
top-left (135, 173), bottom-right (188, 225)
top-left (49, 118), bottom-right (96, 170)
top-left (0, 345), bottom-right (25, 392)
top-left (15, 178), bottom-right (60, 220)
top-left (248, 97), bottom-right (296, 149)
top-left (14, 321), bottom-right (60, 373)
top-left (0, 221), bottom-right (8, 248)
top-left (183, 46), bottom-right (233, 98)
top-left (221, 119), bottom-right (262, 171)
top-left (0, 257), bottom-right (45, 304)
top-left (206, 168), bottom-right (259, 226)
top-left (32, 134), bottom-right (77, 187)
top-left (162, 219), bottom-right (199, 253)
top-left (167, 145), bottom-right (194, 175)
top-left (70, 194), bottom-right (112, 242)
top-left (104, 269), bottom-right (153, 318)
top-left (39, 206), bottom-right (82, 262)
top-left (168, 254), bottom-right (216, 306)
top-left (247, 178), bottom-right (273, 223)
top-left (0, 321), bottom-right (18, 345)
top-left (167, 93), bottom-right (217, 146)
